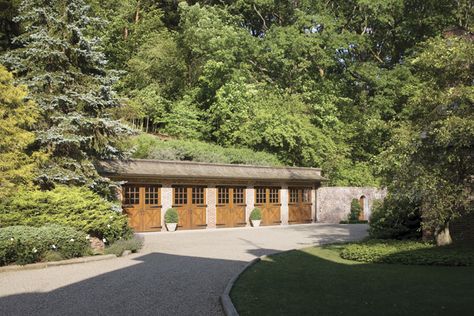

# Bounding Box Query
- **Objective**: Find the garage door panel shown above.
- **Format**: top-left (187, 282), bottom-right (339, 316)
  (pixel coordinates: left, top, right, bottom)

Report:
top-left (174, 186), bottom-right (207, 230)
top-left (122, 185), bottom-right (161, 232)
top-left (288, 188), bottom-right (313, 224)
top-left (142, 208), bottom-right (161, 231)
top-left (192, 207), bottom-right (206, 228)
top-left (124, 208), bottom-right (141, 231)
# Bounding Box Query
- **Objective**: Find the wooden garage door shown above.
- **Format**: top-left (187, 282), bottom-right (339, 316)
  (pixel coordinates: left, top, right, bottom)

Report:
top-left (255, 187), bottom-right (281, 226)
top-left (173, 186), bottom-right (207, 230)
top-left (216, 187), bottom-right (246, 228)
top-left (122, 185), bottom-right (162, 232)
top-left (289, 187), bottom-right (312, 224)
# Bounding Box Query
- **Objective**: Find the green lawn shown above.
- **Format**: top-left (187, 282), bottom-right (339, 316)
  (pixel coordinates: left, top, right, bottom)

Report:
top-left (230, 246), bottom-right (474, 316)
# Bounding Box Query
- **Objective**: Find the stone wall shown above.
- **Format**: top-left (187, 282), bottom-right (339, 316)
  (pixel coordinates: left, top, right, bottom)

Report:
top-left (317, 187), bottom-right (386, 223)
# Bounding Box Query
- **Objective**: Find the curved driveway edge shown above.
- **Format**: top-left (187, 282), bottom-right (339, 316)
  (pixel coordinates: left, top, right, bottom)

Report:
top-left (220, 257), bottom-right (261, 316)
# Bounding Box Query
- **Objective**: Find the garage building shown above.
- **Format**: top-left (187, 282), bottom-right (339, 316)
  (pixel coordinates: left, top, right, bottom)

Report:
top-left (99, 159), bottom-right (326, 232)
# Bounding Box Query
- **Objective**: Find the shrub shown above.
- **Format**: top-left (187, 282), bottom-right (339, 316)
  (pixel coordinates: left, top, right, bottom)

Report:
top-left (348, 199), bottom-right (361, 221)
top-left (368, 194), bottom-right (421, 240)
top-left (104, 236), bottom-right (144, 257)
top-left (43, 250), bottom-right (64, 262)
top-left (127, 133), bottom-right (283, 166)
top-left (165, 208), bottom-right (179, 223)
top-left (339, 239), bottom-right (474, 266)
top-left (0, 185), bottom-right (132, 243)
top-left (0, 225), bottom-right (90, 266)
top-left (250, 208), bottom-right (262, 221)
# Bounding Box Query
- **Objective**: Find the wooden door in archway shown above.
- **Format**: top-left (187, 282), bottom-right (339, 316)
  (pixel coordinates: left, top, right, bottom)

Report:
top-left (359, 196), bottom-right (367, 220)
top-left (122, 185), bottom-right (162, 232)
top-left (255, 187), bottom-right (281, 226)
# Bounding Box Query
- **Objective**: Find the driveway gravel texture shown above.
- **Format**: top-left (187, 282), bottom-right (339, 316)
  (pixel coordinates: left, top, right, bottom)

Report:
top-left (0, 223), bottom-right (368, 316)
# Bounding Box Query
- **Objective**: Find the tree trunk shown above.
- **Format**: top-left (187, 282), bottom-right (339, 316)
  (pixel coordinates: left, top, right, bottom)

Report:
top-left (435, 224), bottom-right (452, 246)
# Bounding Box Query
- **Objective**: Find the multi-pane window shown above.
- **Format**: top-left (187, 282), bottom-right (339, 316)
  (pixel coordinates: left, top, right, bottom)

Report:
top-left (124, 186), bottom-right (140, 205)
top-left (192, 187), bottom-right (205, 204)
top-left (145, 186), bottom-right (160, 205)
top-left (174, 187), bottom-right (187, 205)
top-left (256, 187), bottom-right (266, 204)
top-left (269, 188), bottom-right (279, 203)
top-left (289, 189), bottom-right (298, 203)
top-left (303, 188), bottom-right (311, 203)
top-left (233, 187), bottom-right (245, 204)
top-left (217, 187), bottom-right (229, 204)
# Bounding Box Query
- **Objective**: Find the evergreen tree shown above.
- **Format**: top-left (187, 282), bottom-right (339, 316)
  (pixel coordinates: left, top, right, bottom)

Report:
top-left (0, 65), bottom-right (43, 198)
top-left (2, 0), bottom-right (132, 196)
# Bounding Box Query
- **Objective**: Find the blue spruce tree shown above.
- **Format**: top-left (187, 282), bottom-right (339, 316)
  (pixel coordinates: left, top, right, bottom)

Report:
top-left (2, 0), bottom-right (132, 197)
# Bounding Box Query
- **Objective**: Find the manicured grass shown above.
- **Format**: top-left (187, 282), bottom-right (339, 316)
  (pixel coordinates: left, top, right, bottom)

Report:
top-left (231, 245), bottom-right (474, 316)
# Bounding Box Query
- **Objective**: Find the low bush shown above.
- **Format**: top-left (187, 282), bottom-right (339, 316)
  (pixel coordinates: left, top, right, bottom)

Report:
top-left (104, 237), bottom-right (144, 257)
top-left (0, 185), bottom-right (132, 243)
top-left (0, 225), bottom-right (91, 266)
top-left (339, 239), bottom-right (474, 266)
top-left (128, 133), bottom-right (283, 166)
top-left (368, 194), bottom-right (421, 240)
top-left (250, 208), bottom-right (262, 221)
top-left (165, 208), bottom-right (179, 223)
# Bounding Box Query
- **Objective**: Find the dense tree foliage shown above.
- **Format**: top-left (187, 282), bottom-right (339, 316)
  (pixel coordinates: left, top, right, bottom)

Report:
top-left (81, 0), bottom-right (470, 188)
top-left (0, 0), bottom-right (472, 242)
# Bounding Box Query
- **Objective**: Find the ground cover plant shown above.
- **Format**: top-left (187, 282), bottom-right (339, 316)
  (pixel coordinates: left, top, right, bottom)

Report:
top-left (231, 245), bottom-right (474, 316)
top-left (0, 225), bottom-right (91, 266)
top-left (128, 134), bottom-right (283, 166)
top-left (339, 240), bottom-right (474, 266)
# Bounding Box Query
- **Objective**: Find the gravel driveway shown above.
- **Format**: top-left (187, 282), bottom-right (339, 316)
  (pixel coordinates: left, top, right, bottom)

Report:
top-left (0, 224), bottom-right (368, 316)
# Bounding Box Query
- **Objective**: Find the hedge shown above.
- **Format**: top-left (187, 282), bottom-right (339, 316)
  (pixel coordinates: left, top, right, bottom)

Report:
top-left (0, 225), bottom-right (91, 266)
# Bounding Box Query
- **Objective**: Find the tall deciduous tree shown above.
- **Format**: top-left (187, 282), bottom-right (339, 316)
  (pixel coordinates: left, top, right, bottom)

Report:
top-left (2, 0), bottom-right (132, 196)
top-left (378, 33), bottom-right (474, 245)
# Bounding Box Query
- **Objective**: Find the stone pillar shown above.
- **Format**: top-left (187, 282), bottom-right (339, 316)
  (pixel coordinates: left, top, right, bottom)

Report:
top-left (311, 187), bottom-right (317, 222)
top-left (161, 183), bottom-right (173, 232)
top-left (206, 186), bottom-right (217, 229)
top-left (245, 186), bottom-right (254, 226)
top-left (115, 184), bottom-right (124, 215)
top-left (280, 184), bottom-right (289, 225)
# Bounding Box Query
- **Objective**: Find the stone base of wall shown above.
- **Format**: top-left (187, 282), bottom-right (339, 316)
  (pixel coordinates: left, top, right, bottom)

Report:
top-left (317, 187), bottom-right (386, 223)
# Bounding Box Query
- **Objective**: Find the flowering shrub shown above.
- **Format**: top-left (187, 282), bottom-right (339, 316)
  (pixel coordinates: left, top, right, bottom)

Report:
top-left (0, 225), bottom-right (91, 266)
top-left (0, 185), bottom-right (132, 242)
